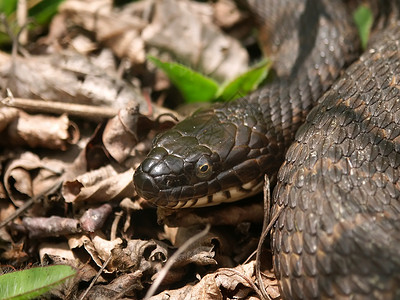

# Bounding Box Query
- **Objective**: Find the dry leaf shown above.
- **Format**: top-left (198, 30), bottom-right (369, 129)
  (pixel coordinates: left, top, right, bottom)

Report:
top-left (150, 262), bottom-right (257, 300)
top-left (4, 152), bottom-right (63, 206)
top-left (60, 0), bottom-right (147, 64)
top-left (0, 107), bottom-right (19, 132)
top-left (2, 111), bottom-right (79, 150)
top-left (142, 0), bottom-right (249, 82)
top-left (62, 165), bottom-right (134, 203)
top-left (38, 242), bottom-right (76, 263)
top-left (0, 51), bottom-right (150, 113)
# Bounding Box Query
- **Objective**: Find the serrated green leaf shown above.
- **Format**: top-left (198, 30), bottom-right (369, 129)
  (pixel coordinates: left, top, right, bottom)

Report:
top-left (148, 56), bottom-right (219, 103)
top-left (0, 265), bottom-right (76, 300)
top-left (353, 5), bottom-right (373, 50)
top-left (217, 59), bottom-right (270, 102)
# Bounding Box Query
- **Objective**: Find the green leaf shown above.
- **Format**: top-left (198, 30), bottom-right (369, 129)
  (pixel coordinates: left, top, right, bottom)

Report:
top-left (353, 5), bottom-right (373, 50)
top-left (0, 0), bottom-right (18, 17)
top-left (148, 56), bottom-right (219, 103)
top-left (29, 0), bottom-right (65, 25)
top-left (0, 265), bottom-right (76, 300)
top-left (217, 59), bottom-right (270, 102)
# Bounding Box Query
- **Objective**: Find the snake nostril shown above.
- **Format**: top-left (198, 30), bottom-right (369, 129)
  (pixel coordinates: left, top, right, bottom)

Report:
top-left (134, 169), bottom-right (159, 200)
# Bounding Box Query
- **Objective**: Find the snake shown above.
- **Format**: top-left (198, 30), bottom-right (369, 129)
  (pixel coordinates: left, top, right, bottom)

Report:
top-left (134, 0), bottom-right (400, 298)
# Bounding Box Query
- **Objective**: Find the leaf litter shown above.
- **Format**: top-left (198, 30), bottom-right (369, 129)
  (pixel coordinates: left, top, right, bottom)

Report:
top-left (0, 0), bottom-right (280, 299)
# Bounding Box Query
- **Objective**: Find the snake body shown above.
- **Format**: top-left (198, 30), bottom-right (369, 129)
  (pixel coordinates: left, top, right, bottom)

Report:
top-left (134, 0), bottom-right (400, 298)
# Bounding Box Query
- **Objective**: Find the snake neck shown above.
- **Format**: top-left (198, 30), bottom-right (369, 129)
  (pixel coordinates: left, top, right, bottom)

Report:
top-left (246, 0), bottom-right (360, 149)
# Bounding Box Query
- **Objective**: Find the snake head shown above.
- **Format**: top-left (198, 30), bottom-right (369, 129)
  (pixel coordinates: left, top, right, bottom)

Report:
top-left (134, 128), bottom-right (222, 207)
top-left (134, 102), bottom-right (280, 208)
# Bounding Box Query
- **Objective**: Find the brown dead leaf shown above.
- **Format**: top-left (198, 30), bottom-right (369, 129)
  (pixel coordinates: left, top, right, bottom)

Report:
top-left (1, 111), bottom-right (79, 150)
top-left (68, 232), bottom-right (123, 272)
top-left (4, 152), bottom-right (64, 207)
top-left (83, 271), bottom-right (143, 299)
top-left (38, 242), bottom-right (76, 263)
top-left (213, 0), bottom-right (245, 29)
top-left (0, 201), bottom-right (15, 243)
top-left (59, 0), bottom-right (147, 64)
top-left (62, 165), bottom-right (134, 204)
top-left (0, 107), bottom-right (19, 132)
top-left (150, 262), bottom-right (257, 300)
top-left (103, 107), bottom-right (178, 164)
top-left (142, 0), bottom-right (249, 82)
top-left (0, 51), bottom-right (150, 113)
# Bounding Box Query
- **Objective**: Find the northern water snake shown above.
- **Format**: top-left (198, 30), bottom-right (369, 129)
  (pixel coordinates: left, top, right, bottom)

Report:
top-left (134, 0), bottom-right (400, 298)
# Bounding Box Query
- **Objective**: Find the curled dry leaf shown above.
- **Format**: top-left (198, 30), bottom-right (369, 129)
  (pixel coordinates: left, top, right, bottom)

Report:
top-left (23, 216), bottom-right (81, 238)
top-left (4, 152), bottom-right (64, 207)
top-left (80, 203), bottom-right (113, 232)
top-left (103, 107), bottom-right (178, 164)
top-left (68, 233), bottom-right (123, 271)
top-left (38, 242), bottom-right (76, 264)
top-left (62, 165), bottom-right (134, 203)
top-left (0, 201), bottom-right (15, 243)
top-left (150, 262), bottom-right (257, 300)
top-left (0, 107), bottom-right (19, 132)
top-left (1, 111), bottom-right (79, 150)
top-left (83, 271), bottom-right (143, 299)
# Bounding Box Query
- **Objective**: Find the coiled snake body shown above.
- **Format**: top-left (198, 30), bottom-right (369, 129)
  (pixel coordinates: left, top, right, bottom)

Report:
top-left (134, 0), bottom-right (400, 298)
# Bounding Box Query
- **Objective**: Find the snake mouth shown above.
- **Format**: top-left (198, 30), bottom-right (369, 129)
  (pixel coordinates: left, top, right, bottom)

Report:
top-left (160, 178), bottom-right (264, 209)
top-left (134, 165), bottom-right (264, 208)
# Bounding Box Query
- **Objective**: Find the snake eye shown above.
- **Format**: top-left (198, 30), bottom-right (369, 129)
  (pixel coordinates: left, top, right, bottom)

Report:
top-left (196, 156), bottom-right (213, 179)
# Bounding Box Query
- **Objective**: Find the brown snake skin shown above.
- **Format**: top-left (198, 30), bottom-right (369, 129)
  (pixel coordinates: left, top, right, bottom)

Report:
top-left (134, 0), bottom-right (400, 298)
top-left (273, 10), bottom-right (400, 300)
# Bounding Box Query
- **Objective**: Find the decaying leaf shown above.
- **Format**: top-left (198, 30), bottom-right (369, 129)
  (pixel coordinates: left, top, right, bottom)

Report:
top-left (38, 242), bottom-right (77, 264)
top-left (142, 0), bottom-right (249, 82)
top-left (4, 152), bottom-right (64, 206)
top-left (149, 262), bottom-right (257, 300)
top-left (0, 107), bottom-right (19, 132)
top-left (0, 201), bottom-right (15, 243)
top-left (82, 271), bottom-right (143, 299)
top-left (62, 165), bottom-right (134, 204)
top-left (68, 232), bottom-right (123, 272)
top-left (0, 51), bottom-right (149, 113)
top-left (58, 0), bottom-right (249, 82)
top-left (1, 111), bottom-right (79, 150)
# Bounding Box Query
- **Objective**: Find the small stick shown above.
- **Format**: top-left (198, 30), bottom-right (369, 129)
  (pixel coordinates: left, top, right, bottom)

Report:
top-left (1, 95), bottom-right (118, 120)
top-left (144, 224), bottom-right (211, 299)
top-left (0, 179), bottom-right (63, 229)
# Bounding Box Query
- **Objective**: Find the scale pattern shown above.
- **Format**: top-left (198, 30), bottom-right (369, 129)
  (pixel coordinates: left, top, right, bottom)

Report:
top-left (272, 24), bottom-right (400, 299)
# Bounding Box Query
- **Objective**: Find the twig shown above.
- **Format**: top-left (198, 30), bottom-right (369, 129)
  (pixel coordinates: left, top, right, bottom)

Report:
top-left (1, 94), bottom-right (118, 120)
top-left (144, 224), bottom-right (211, 299)
top-left (0, 179), bottom-right (63, 229)
top-left (255, 175), bottom-right (282, 300)
top-left (79, 254), bottom-right (113, 300)
top-left (17, 0), bottom-right (28, 45)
